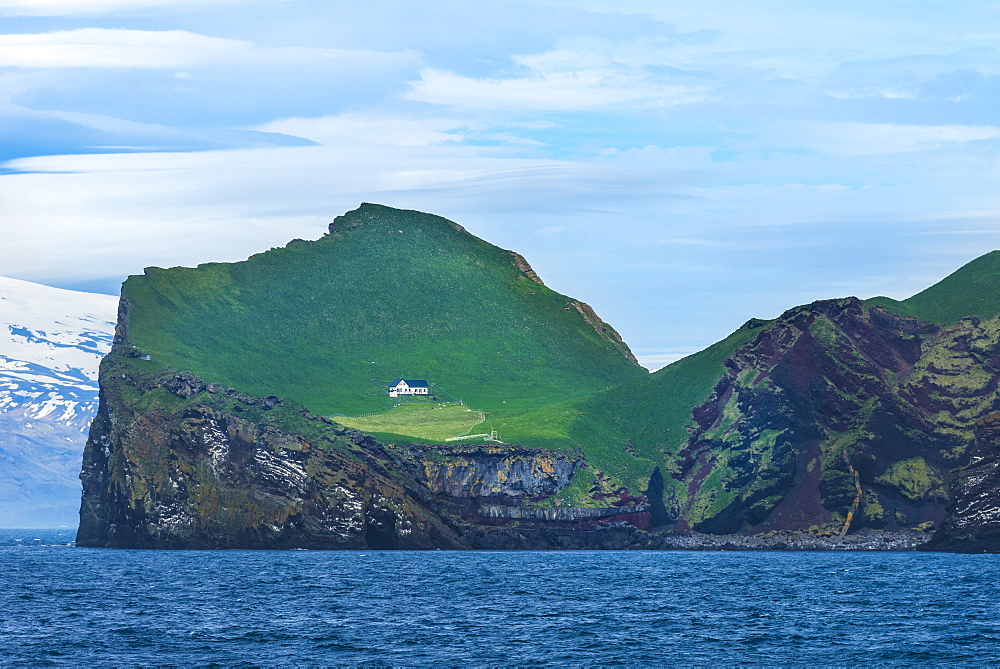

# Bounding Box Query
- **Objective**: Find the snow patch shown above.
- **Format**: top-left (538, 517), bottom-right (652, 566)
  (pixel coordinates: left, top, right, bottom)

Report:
top-left (0, 275), bottom-right (116, 426)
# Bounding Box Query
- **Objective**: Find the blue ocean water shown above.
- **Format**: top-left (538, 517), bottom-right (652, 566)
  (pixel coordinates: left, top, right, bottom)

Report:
top-left (2, 529), bottom-right (999, 665)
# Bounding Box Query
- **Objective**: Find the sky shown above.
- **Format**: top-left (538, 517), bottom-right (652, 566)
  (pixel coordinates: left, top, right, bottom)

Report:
top-left (2, 1), bottom-right (1000, 369)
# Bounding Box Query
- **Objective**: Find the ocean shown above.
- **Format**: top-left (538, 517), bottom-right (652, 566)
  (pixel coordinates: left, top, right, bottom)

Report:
top-left (2, 529), bottom-right (999, 665)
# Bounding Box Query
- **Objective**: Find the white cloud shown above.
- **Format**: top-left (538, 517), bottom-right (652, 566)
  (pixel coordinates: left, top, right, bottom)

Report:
top-left (253, 115), bottom-right (467, 147)
top-left (784, 122), bottom-right (1000, 156)
top-left (405, 67), bottom-right (706, 111)
top-left (0, 145), bottom-right (642, 283)
top-left (252, 114), bottom-right (556, 149)
top-left (0, 28), bottom-right (415, 70)
top-left (0, 29), bottom-right (234, 69)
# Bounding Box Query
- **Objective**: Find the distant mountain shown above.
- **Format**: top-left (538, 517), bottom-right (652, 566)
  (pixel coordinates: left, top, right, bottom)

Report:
top-left (0, 277), bottom-right (117, 527)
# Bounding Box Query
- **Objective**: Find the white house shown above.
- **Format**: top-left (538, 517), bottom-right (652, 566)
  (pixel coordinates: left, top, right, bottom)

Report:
top-left (388, 378), bottom-right (430, 397)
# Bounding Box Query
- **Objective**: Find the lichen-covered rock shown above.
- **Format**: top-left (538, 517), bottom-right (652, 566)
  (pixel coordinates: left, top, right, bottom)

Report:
top-left (923, 414), bottom-right (1000, 552)
top-left (77, 349), bottom-right (630, 549)
top-left (77, 354), bottom-right (469, 549)
top-left (667, 299), bottom-right (1000, 535)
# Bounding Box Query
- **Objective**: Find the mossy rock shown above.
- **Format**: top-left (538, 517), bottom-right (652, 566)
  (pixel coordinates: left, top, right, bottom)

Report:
top-left (876, 457), bottom-right (947, 502)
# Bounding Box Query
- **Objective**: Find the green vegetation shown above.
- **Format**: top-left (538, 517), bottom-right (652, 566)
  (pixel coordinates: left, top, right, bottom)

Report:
top-left (118, 203), bottom-right (769, 511)
top-left (336, 403), bottom-right (486, 441)
top-left (867, 250), bottom-right (1000, 324)
top-left (117, 199), bottom-right (1000, 533)
top-left (123, 204), bottom-right (646, 418)
top-left (862, 495), bottom-right (887, 525)
top-left (875, 457), bottom-right (947, 502)
top-left (479, 320), bottom-right (767, 495)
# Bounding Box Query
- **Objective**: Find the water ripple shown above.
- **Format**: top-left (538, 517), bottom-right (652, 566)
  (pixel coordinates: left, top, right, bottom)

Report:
top-left (1, 530), bottom-right (1000, 664)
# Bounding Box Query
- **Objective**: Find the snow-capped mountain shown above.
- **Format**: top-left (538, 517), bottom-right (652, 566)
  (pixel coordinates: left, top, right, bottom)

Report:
top-left (0, 277), bottom-right (118, 528)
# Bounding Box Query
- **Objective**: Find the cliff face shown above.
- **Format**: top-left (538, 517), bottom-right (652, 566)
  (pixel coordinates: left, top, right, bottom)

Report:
top-left (408, 444), bottom-right (580, 498)
top-left (81, 293), bottom-right (1000, 549)
top-left (78, 355), bottom-right (466, 549)
top-left (923, 414), bottom-right (1000, 552)
top-left (666, 298), bottom-right (1000, 535)
top-left (77, 348), bottom-right (644, 549)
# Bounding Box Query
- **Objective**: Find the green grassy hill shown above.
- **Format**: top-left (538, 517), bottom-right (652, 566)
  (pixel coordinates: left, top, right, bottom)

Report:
top-left (122, 204), bottom-right (646, 417)
top-left (481, 318), bottom-right (767, 501)
top-left (484, 246), bottom-right (1000, 504)
top-left (867, 250), bottom-right (1000, 324)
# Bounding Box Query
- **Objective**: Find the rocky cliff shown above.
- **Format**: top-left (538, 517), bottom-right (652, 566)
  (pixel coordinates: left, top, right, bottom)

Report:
top-left (77, 348), bottom-right (642, 549)
top-left (660, 298), bottom-right (1000, 536)
top-left (78, 204), bottom-right (659, 549)
top-left (82, 288), bottom-right (1000, 549)
top-left (923, 414), bottom-right (1000, 552)
top-left (78, 355), bottom-right (463, 549)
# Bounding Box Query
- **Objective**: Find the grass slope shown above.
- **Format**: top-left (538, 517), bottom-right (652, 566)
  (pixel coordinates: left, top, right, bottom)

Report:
top-left (122, 204), bottom-right (646, 419)
top-left (481, 320), bottom-right (766, 499)
top-left (498, 249), bottom-right (1000, 504)
top-left (337, 403), bottom-right (486, 441)
top-left (867, 250), bottom-right (1000, 325)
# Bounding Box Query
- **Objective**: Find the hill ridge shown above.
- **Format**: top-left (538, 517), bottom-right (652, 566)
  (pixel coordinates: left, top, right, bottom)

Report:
top-left (867, 249), bottom-right (1000, 325)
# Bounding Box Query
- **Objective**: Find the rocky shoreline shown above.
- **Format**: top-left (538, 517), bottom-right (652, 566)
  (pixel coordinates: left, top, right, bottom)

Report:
top-left (462, 522), bottom-right (933, 551)
top-left (653, 528), bottom-right (932, 551)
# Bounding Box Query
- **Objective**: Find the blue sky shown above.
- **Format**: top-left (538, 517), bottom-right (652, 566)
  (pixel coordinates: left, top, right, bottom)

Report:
top-left (2, 0), bottom-right (1000, 368)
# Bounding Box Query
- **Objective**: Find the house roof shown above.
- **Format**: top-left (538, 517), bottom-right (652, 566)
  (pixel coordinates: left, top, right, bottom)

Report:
top-left (390, 378), bottom-right (429, 388)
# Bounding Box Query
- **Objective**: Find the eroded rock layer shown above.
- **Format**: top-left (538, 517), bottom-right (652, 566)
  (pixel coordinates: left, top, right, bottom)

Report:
top-left (665, 298), bottom-right (1000, 536)
top-left (77, 352), bottom-right (643, 549)
top-left (923, 414), bottom-right (1000, 552)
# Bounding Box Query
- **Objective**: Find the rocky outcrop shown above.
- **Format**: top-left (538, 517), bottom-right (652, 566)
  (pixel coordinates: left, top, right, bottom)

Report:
top-left (405, 444), bottom-right (579, 497)
top-left (566, 299), bottom-right (640, 365)
top-left (510, 251), bottom-right (545, 286)
top-left (923, 414), bottom-right (1000, 552)
top-left (78, 355), bottom-right (469, 549)
top-left (666, 299), bottom-right (1000, 536)
top-left (78, 351), bottom-right (642, 549)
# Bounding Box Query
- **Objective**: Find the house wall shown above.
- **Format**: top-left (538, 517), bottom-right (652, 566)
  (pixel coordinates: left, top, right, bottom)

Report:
top-left (389, 382), bottom-right (428, 396)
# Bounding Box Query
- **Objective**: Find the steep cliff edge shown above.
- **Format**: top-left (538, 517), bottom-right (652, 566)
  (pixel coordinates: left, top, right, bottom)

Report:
top-left (77, 355), bottom-right (466, 549)
top-left (77, 352), bottom-right (645, 549)
top-left (664, 298), bottom-right (1000, 534)
top-left (923, 414), bottom-right (1000, 552)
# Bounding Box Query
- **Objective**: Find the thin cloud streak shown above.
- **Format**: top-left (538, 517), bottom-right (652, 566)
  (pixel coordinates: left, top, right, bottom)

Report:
top-left (405, 68), bottom-right (707, 111)
top-left (0, 28), bottom-right (417, 71)
top-left (0, 0), bottom-right (306, 15)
